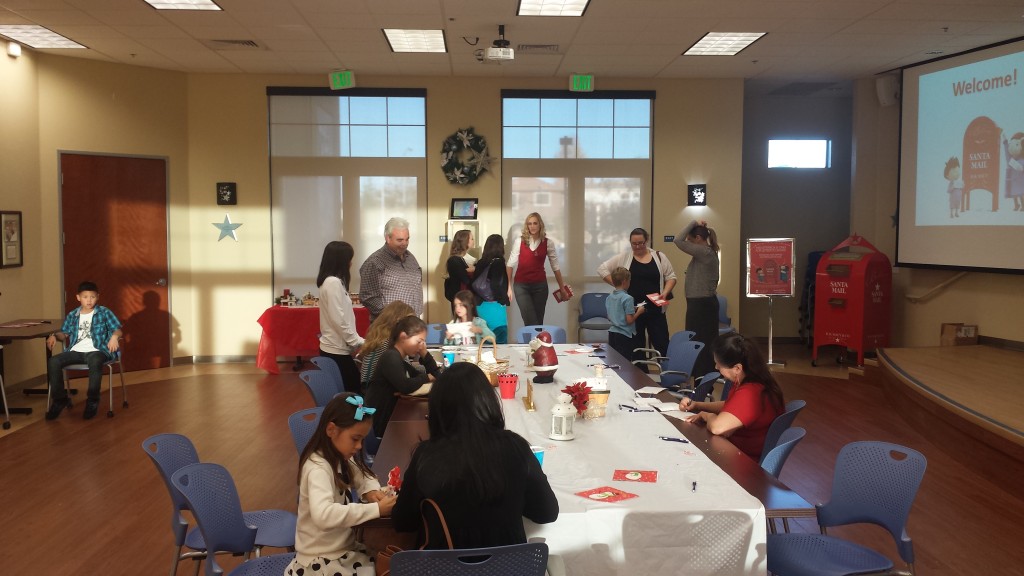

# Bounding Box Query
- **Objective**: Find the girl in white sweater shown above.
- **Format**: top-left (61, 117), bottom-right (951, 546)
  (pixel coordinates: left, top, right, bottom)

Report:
top-left (286, 393), bottom-right (396, 576)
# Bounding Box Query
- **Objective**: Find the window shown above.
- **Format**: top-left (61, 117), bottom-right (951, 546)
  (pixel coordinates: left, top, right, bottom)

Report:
top-left (502, 96), bottom-right (651, 159)
top-left (767, 139), bottom-right (831, 168)
top-left (268, 88), bottom-right (427, 299)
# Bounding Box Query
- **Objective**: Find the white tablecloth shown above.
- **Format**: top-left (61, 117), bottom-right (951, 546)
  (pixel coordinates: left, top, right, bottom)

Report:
top-left (495, 345), bottom-right (767, 576)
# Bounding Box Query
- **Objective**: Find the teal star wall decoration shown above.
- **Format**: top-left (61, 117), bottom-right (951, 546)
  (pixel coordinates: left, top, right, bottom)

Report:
top-left (213, 214), bottom-right (242, 241)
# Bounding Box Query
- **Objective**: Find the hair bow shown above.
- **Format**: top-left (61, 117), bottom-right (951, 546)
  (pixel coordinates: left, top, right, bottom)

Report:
top-left (345, 395), bottom-right (376, 421)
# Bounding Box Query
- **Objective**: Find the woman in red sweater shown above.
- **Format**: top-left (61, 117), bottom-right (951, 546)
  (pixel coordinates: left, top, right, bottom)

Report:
top-left (677, 332), bottom-right (784, 460)
top-left (505, 212), bottom-right (569, 326)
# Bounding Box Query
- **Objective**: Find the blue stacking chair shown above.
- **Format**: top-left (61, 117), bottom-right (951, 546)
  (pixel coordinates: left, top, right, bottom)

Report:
top-left (426, 323), bottom-right (445, 346)
top-left (717, 294), bottom-right (735, 336)
top-left (171, 462), bottom-right (296, 576)
top-left (767, 441), bottom-right (927, 576)
top-left (760, 399), bottom-right (806, 466)
top-left (58, 346), bottom-right (128, 418)
top-left (309, 356), bottom-right (344, 394)
top-left (142, 434), bottom-right (297, 576)
top-left (391, 542), bottom-right (549, 576)
top-left (761, 427), bottom-right (807, 534)
top-left (687, 371), bottom-right (721, 402)
top-left (516, 325), bottom-right (567, 344)
top-left (633, 331), bottom-right (704, 390)
top-left (299, 369), bottom-right (338, 407)
top-left (227, 552), bottom-right (297, 576)
top-left (287, 407), bottom-right (323, 456)
top-left (577, 292), bottom-right (612, 343)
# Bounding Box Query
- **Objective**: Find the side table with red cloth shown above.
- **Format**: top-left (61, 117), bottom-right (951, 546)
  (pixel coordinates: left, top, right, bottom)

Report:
top-left (256, 305), bottom-right (370, 374)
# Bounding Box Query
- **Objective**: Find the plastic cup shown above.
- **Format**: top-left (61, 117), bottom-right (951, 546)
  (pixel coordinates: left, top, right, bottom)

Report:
top-left (530, 445), bottom-right (545, 466)
top-left (443, 352), bottom-right (456, 367)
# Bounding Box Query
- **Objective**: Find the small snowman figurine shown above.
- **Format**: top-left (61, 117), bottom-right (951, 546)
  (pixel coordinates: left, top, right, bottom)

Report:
top-left (530, 331), bottom-right (559, 383)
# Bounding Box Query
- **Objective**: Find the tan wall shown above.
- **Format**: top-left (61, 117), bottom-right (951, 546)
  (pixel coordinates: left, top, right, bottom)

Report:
top-left (850, 77), bottom-right (1024, 346)
top-left (0, 47), bottom-right (43, 386)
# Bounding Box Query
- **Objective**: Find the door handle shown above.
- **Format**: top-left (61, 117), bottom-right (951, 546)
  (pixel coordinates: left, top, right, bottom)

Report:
top-left (156, 278), bottom-right (167, 287)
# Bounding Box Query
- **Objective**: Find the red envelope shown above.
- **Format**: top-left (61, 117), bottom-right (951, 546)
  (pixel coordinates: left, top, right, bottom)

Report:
top-left (576, 486), bottom-right (638, 503)
top-left (613, 469), bottom-right (658, 483)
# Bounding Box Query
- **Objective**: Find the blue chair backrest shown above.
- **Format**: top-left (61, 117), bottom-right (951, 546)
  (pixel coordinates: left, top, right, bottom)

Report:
top-left (578, 292), bottom-right (610, 323)
top-left (759, 399), bottom-right (806, 464)
top-left (687, 371), bottom-right (720, 402)
top-left (287, 407), bottom-right (323, 456)
top-left (721, 379), bottom-right (733, 401)
top-left (660, 333), bottom-right (704, 389)
top-left (141, 433), bottom-right (201, 545)
top-left (171, 463), bottom-right (257, 575)
top-left (299, 369), bottom-right (338, 407)
top-left (760, 427), bottom-right (806, 479)
top-left (717, 294), bottom-right (734, 334)
top-left (819, 441), bottom-right (927, 564)
top-left (309, 356), bottom-right (344, 394)
top-left (391, 542), bottom-right (549, 576)
top-left (426, 323), bottom-right (445, 346)
top-left (516, 325), bottom-right (567, 344)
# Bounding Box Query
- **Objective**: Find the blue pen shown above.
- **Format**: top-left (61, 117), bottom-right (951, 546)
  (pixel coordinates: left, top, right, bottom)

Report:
top-left (659, 436), bottom-right (690, 444)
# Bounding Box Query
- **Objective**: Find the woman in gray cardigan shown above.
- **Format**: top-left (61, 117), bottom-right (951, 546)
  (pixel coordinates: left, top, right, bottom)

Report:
top-left (674, 219), bottom-right (720, 379)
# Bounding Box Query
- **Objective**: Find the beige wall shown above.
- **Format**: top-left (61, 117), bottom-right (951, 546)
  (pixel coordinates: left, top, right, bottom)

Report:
top-left (850, 77), bottom-right (1024, 346)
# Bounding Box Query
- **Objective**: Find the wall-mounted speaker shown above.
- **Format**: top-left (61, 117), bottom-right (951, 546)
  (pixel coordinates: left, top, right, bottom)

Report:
top-left (876, 75), bottom-right (901, 107)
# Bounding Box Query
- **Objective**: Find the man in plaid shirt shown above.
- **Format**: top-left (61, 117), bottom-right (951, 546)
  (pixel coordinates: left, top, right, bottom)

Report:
top-left (44, 280), bottom-right (122, 420)
top-left (359, 217), bottom-right (423, 322)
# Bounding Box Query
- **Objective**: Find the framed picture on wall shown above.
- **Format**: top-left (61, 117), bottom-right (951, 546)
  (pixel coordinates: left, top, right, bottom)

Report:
top-left (1, 211), bottom-right (24, 268)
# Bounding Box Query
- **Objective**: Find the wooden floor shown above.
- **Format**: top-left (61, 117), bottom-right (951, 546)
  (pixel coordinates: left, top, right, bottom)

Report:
top-left (2, 354), bottom-right (1023, 574)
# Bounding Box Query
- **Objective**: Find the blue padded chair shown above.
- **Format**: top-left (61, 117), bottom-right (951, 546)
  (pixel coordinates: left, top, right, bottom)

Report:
top-left (287, 407), bottom-right (323, 456)
top-left (633, 331), bottom-right (704, 390)
top-left (717, 294), bottom-right (735, 336)
top-left (759, 399), bottom-right (806, 466)
top-left (309, 356), bottom-right (344, 394)
top-left (142, 434), bottom-right (297, 576)
top-left (299, 369), bottom-right (338, 407)
top-left (391, 542), bottom-right (549, 576)
top-left (516, 325), bottom-right (567, 344)
top-left (577, 292), bottom-right (612, 343)
top-left (227, 552), bottom-right (296, 576)
top-left (57, 347), bottom-right (127, 418)
top-left (171, 462), bottom-right (291, 576)
top-left (767, 441), bottom-right (927, 576)
top-left (426, 323), bottom-right (445, 346)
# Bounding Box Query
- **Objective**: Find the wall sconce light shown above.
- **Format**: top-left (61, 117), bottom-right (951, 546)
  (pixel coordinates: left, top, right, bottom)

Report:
top-left (7, 41), bottom-right (22, 58)
top-left (688, 184), bottom-right (707, 206)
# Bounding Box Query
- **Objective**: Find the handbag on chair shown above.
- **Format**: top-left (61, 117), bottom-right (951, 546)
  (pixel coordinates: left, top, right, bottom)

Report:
top-left (376, 498), bottom-right (453, 576)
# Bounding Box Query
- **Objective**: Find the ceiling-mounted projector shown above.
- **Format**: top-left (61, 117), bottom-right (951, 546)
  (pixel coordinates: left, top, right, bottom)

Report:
top-left (486, 24), bottom-right (514, 61)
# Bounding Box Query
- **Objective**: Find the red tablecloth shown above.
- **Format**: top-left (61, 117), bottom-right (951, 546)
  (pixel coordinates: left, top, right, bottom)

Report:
top-left (256, 305), bottom-right (370, 374)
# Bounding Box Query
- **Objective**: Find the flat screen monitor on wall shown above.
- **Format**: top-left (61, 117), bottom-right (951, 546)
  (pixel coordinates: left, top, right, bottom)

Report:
top-left (898, 36), bottom-right (1024, 274)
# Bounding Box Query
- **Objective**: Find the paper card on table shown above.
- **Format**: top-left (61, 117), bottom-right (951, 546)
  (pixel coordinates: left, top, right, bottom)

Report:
top-left (635, 397), bottom-right (660, 407)
top-left (652, 402), bottom-right (681, 412)
top-left (662, 411), bottom-right (699, 421)
top-left (646, 293), bottom-right (668, 307)
top-left (613, 469), bottom-right (658, 483)
top-left (576, 486), bottom-right (638, 503)
top-left (634, 386), bottom-right (667, 395)
top-left (445, 321), bottom-right (474, 345)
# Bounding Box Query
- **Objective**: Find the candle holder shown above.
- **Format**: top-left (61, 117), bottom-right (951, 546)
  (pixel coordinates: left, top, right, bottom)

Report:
top-left (550, 393), bottom-right (576, 441)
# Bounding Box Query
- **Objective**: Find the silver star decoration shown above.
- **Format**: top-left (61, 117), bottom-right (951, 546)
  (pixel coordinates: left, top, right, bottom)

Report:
top-left (468, 146), bottom-right (494, 174)
top-left (213, 214), bottom-right (242, 241)
top-left (456, 129), bottom-right (474, 148)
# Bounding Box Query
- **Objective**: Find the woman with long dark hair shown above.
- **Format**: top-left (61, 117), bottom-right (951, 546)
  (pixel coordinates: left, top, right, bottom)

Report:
top-left (444, 229), bottom-right (476, 315)
top-left (677, 332), bottom-right (784, 460)
top-left (392, 363), bottom-right (558, 548)
top-left (317, 240), bottom-right (364, 393)
top-left (472, 233), bottom-right (511, 343)
top-left (673, 219), bottom-right (721, 379)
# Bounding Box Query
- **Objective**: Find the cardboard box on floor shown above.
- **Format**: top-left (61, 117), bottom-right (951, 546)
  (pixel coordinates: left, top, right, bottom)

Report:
top-left (940, 323), bottom-right (979, 346)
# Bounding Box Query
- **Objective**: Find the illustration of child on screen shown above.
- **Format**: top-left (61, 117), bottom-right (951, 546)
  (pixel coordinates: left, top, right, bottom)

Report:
top-left (945, 156), bottom-right (964, 219)
top-left (1002, 131), bottom-right (1024, 212)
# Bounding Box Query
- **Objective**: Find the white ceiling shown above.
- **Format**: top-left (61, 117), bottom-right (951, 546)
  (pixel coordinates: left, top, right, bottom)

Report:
top-left (1, 0), bottom-right (1022, 83)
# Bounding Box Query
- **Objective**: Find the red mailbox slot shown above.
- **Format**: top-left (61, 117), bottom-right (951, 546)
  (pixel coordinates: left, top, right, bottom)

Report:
top-left (812, 235), bottom-right (892, 366)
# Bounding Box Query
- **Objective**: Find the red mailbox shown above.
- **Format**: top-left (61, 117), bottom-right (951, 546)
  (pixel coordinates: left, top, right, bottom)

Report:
top-left (812, 235), bottom-right (892, 366)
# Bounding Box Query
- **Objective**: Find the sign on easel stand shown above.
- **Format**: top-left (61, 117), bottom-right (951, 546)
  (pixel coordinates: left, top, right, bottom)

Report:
top-left (746, 238), bottom-right (796, 366)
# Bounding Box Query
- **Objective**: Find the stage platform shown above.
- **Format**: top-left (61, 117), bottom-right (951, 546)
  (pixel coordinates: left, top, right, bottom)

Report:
top-left (878, 344), bottom-right (1024, 487)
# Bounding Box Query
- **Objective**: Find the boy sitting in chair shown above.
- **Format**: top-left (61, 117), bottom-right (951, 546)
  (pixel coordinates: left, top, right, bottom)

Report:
top-left (45, 281), bottom-right (123, 420)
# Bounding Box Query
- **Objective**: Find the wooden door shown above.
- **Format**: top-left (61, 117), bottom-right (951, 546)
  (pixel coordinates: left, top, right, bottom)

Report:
top-left (59, 153), bottom-right (170, 371)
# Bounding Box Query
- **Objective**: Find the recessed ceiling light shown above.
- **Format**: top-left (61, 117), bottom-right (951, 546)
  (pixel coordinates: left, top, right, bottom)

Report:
top-left (517, 0), bottom-right (590, 17)
top-left (684, 32), bottom-right (765, 56)
top-left (0, 25), bottom-right (86, 49)
top-left (383, 29), bottom-right (447, 53)
top-left (143, 0), bottom-right (222, 10)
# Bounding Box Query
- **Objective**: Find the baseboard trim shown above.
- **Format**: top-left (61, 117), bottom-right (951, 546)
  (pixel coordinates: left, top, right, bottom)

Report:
top-left (189, 355), bottom-right (257, 364)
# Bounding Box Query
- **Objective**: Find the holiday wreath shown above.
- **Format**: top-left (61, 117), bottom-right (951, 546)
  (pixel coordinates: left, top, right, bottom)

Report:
top-left (441, 127), bottom-right (492, 185)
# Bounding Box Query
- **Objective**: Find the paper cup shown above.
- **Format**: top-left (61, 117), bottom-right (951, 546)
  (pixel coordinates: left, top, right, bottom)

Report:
top-left (530, 445), bottom-right (545, 466)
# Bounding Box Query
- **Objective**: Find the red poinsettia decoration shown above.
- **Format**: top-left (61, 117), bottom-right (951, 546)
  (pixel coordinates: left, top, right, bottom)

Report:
top-left (561, 381), bottom-right (592, 415)
top-left (388, 466), bottom-right (403, 492)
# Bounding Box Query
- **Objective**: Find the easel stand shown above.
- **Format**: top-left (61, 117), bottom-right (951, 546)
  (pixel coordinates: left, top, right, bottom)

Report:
top-left (766, 296), bottom-right (786, 367)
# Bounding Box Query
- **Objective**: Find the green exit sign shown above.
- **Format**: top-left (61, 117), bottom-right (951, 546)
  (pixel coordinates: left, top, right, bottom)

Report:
top-left (570, 74), bottom-right (595, 92)
top-left (328, 70), bottom-right (355, 90)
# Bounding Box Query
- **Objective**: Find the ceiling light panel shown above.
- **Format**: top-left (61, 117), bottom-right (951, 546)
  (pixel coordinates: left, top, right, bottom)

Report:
top-left (518, 0), bottom-right (590, 17)
top-left (144, 0), bottom-right (222, 10)
top-left (383, 29), bottom-right (447, 53)
top-left (0, 25), bottom-right (86, 49)
top-left (684, 32), bottom-right (765, 56)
